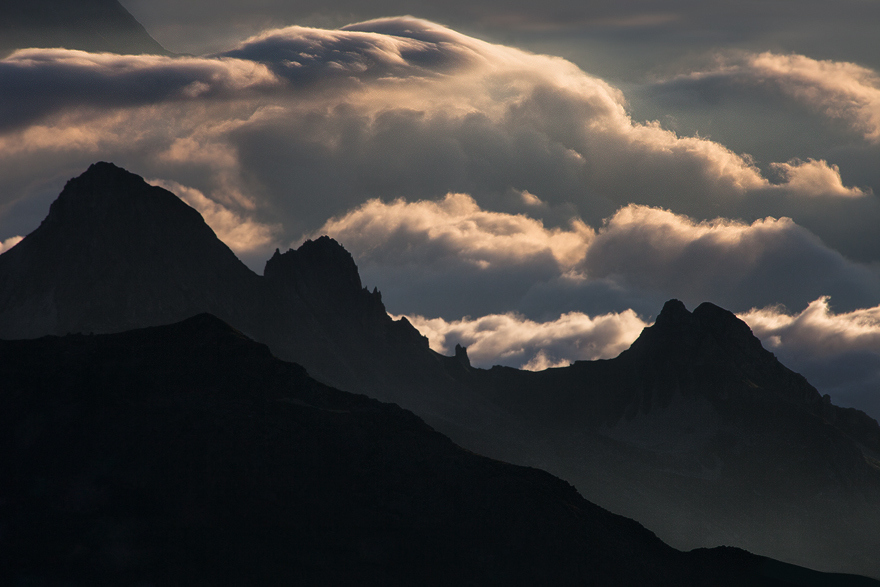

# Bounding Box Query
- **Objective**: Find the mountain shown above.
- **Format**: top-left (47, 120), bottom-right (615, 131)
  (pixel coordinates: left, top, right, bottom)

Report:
top-left (0, 0), bottom-right (168, 57)
top-left (2, 162), bottom-right (880, 577)
top-left (471, 299), bottom-right (880, 575)
top-left (0, 162), bottom-right (514, 457)
top-left (2, 314), bottom-right (877, 586)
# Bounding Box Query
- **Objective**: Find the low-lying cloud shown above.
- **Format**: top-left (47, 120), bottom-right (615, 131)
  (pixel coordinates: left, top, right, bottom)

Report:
top-left (401, 309), bottom-right (647, 370)
top-left (740, 297), bottom-right (880, 417)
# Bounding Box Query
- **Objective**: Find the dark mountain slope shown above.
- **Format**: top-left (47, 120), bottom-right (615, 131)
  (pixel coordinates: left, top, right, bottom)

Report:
top-left (0, 162), bottom-right (259, 338)
top-left (471, 299), bottom-right (880, 575)
top-left (0, 162), bottom-right (523, 459)
top-left (0, 0), bottom-right (168, 56)
top-left (5, 316), bottom-right (870, 585)
top-left (3, 162), bottom-right (880, 577)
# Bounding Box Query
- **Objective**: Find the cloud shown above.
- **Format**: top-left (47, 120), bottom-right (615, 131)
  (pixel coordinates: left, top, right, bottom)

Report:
top-left (769, 158), bottom-right (866, 198)
top-left (219, 19), bottom-right (485, 83)
top-left (741, 297), bottom-right (880, 358)
top-left (739, 298), bottom-right (880, 417)
top-left (0, 17), bottom-right (874, 323)
top-left (3, 17), bottom-right (862, 249)
top-left (583, 204), bottom-right (880, 311)
top-left (322, 195), bottom-right (880, 317)
top-left (0, 235), bottom-right (22, 254)
top-left (0, 49), bottom-right (278, 131)
top-left (150, 180), bottom-right (279, 255)
top-left (658, 52), bottom-right (880, 144)
top-left (400, 309), bottom-right (647, 370)
top-left (318, 192), bottom-right (593, 271)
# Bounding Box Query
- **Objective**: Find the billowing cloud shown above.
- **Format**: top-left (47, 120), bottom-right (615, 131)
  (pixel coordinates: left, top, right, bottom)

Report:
top-left (321, 195), bottom-right (880, 318)
top-left (582, 204), bottom-right (880, 311)
top-left (401, 309), bottom-right (647, 370)
top-left (2, 17), bottom-right (865, 257)
top-left (319, 192), bottom-right (593, 271)
top-left (769, 158), bottom-right (865, 198)
top-left (741, 297), bottom-right (880, 359)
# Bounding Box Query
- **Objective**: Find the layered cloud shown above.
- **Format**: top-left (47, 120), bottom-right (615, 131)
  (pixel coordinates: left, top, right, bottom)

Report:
top-left (0, 49), bottom-right (278, 131)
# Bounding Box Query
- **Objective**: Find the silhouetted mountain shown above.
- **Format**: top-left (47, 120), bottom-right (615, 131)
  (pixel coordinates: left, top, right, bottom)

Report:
top-left (472, 299), bottom-right (880, 576)
top-left (0, 162), bottom-right (258, 337)
top-left (0, 0), bottom-right (167, 57)
top-left (2, 162), bottom-right (880, 577)
top-left (2, 315), bottom-right (876, 586)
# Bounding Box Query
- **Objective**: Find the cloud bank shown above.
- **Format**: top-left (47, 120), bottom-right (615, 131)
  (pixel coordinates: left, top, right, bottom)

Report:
top-left (321, 196), bottom-right (880, 318)
top-left (402, 309), bottom-right (647, 370)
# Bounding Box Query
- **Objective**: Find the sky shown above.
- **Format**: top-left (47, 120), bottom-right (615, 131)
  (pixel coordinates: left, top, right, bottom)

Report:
top-left (3, 1), bottom-right (880, 419)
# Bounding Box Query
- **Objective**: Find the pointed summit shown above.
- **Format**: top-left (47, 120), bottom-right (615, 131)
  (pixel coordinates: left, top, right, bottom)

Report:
top-left (0, 162), bottom-right (258, 338)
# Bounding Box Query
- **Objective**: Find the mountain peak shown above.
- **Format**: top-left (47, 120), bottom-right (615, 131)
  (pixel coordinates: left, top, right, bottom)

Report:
top-left (0, 163), bottom-right (257, 338)
top-left (654, 298), bottom-right (693, 328)
top-left (264, 236), bottom-right (363, 293)
top-left (42, 161), bottom-right (204, 233)
top-left (643, 299), bottom-right (765, 358)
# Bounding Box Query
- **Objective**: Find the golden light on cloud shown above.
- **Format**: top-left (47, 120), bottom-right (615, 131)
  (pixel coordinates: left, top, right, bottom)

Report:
top-left (399, 309), bottom-right (648, 370)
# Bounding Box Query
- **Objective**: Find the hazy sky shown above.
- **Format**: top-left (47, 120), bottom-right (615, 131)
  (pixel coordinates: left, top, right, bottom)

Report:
top-left (3, 1), bottom-right (880, 418)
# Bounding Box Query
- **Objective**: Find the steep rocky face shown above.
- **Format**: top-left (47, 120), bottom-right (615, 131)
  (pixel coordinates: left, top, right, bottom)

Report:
top-left (0, 0), bottom-right (168, 56)
top-left (2, 316), bottom-right (875, 586)
top-left (261, 237), bottom-right (434, 394)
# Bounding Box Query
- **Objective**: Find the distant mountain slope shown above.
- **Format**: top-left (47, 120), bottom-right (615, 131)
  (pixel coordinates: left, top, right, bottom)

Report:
top-left (2, 162), bottom-right (880, 577)
top-left (2, 314), bottom-right (876, 586)
top-left (0, 0), bottom-right (167, 56)
top-left (472, 299), bottom-right (880, 575)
